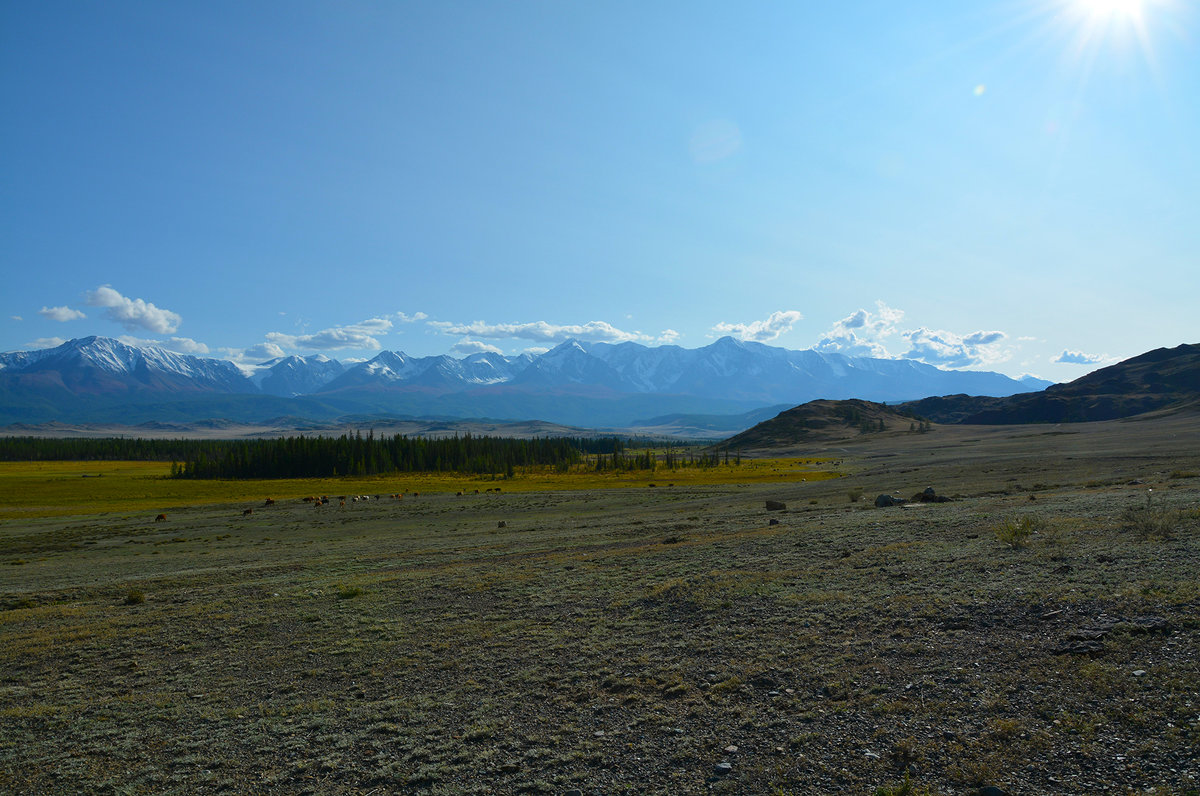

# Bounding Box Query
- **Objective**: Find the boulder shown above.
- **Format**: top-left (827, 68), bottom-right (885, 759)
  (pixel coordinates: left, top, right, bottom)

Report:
top-left (765, 500), bottom-right (787, 511)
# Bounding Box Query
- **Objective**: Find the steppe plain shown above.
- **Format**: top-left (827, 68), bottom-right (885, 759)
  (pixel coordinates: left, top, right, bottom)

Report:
top-left (2, 412), bottom-right (1199, 795)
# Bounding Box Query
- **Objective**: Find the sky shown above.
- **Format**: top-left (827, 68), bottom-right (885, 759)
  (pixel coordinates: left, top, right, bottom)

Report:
top-left (2, 0), bottom-right (1197, 382)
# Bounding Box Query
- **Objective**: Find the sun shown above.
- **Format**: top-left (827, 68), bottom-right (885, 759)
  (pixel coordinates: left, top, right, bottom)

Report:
top-left (1056, 0), bottom-right (1168, 62)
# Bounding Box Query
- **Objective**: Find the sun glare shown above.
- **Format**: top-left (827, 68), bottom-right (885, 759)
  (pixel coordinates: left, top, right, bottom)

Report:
top-left (1076, 0), bottom-right (1145, 21)
top-left (1055, 0), bottom-right (1174, 68)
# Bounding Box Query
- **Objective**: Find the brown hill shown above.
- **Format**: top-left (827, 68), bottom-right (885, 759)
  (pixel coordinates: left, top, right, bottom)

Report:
top-left (900, 342), bottom-right (1200, 424)
top-left (717, 398), bottom-right (922, 452)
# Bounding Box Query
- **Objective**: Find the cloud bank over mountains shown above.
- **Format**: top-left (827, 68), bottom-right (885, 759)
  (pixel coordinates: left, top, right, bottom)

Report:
top-left (15, 287), bottom-right (1112, 378)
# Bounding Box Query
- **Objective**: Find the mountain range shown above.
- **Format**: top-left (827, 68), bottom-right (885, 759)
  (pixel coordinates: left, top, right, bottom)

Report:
top-left (0, 335), bottom-right (1052, 428)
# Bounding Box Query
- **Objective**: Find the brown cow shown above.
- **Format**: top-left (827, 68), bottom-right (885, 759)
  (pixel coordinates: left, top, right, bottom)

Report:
top-left (242, 508), bottom-right (253, 516)
top-left (155, 513), bottom-right (167, 522)
top-left (264, 498), bottom-right (275, 506)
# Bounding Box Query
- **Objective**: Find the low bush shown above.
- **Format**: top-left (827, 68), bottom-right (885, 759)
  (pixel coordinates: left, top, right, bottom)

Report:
top-left (1121, 491), bottom-right (1177, 540)
top-left (993, 514), bottom-right (1047, 549)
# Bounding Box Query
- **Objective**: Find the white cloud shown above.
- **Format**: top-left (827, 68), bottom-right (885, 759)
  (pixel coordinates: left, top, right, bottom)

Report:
top-left (451, 339), bottom-right (504, 356)
top-left (219, 342), bottom-right (288, 364)
top-left (711, 310), bottom-right (803, 342)
top-left (84, 286), bottom-right (181, 334)
top-left (657, 329), bottom-right (681, 345)
top-left (266, 317), bottom-right (394, 351)
top-left (522, 346), bottom-right (550, 356)
top-left (395, 311), bottom-right (428, 323)
top-left (11, 316), bottom-right (23, 321)
top-left (166, 337), bottom-right (210, 355)
top-left (26, 337), bottom-right (66, 350)
top-left (901, 327), bottom-right (1010, 368)
top-left (114, 335), bottom-right (209, 355)
top-left (244, 342), bottom-right (288, 361)
top-left (39, 305), bottom-right (87, 322)
top-left (1054, 349), bottom-right (1105, 365)
top-left (430, 319), bottom-right (660, 345)
top-left (812, 303), bottom-right (903, 357)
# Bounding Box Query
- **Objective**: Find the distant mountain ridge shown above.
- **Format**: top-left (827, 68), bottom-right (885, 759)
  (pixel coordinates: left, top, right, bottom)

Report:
top-left (0, 335), bottom-right (1052, 427)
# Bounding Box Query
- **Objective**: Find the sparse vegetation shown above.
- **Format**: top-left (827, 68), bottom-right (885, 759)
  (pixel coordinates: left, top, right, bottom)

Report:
top-left (992, 513), bottom-right (1047, 549)
top-left (1121, 490), bottom-right (1179, 539)
top-left (1, 415), bottom-right (1197, 794)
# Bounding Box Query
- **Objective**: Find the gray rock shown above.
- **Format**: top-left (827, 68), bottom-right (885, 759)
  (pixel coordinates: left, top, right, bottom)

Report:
top-left (714, 762), bottom-right (733, 775)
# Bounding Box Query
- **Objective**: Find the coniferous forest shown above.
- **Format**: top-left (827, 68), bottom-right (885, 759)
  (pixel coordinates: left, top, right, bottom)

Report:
top-left (0, 434), bottom-right (716, 479)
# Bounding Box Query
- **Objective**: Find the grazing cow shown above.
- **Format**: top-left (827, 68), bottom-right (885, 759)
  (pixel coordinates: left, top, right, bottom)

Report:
top-left (243, 508), bottom-right (253, 516)
top-left (264, 498), bottom-right (275, 506)
top-left (340, 499), bottom-right (346, 507)
top-left (155, 513), bottom-right (167, 522)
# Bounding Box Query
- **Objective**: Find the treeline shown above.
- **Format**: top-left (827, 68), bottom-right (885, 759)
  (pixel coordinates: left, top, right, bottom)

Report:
top-left (173, 432), bottom-right (590, 479)
top-left (0, 433), bottom-right (727, 480)
top-left (592, 446), bottom-right (740, 471)
top-left (0, 436), bottom-right (211, 462)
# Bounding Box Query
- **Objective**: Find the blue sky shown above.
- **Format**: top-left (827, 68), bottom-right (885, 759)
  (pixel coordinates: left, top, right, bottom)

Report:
top-left (2, 0), bottom-right (1196, 381)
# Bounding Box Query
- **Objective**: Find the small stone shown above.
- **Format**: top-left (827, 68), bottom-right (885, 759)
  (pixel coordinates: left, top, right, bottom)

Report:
top-left (714, 762), bottom-right (733, 775)
top-left (1132, 669), bottom-right (1147, 677)
top-left (768, 690), bottom-right (781, 697)
top-left (724, 745), bottom-right (739, 753)
top-left (593, 730), bottom-right (605, 737)
top-left (865, 751), bottom-right (881, 760)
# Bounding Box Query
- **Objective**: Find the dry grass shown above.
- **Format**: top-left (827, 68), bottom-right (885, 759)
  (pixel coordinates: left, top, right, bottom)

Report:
top-left (1, 415), bottom-right (1198, 794)
top-left (0, 457), bottom-right (839, 519)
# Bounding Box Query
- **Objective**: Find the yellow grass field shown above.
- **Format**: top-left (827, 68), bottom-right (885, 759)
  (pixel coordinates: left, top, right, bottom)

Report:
top-left (0, 458), bottom-right (841, 519)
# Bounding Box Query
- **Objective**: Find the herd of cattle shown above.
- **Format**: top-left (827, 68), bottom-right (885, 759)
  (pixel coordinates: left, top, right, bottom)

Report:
top-left (152, 487), bottom-right (504, 522)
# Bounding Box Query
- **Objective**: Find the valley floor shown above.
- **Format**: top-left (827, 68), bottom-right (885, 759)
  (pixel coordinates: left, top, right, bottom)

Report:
top-left (2, 416), bottom-right (1198, 794)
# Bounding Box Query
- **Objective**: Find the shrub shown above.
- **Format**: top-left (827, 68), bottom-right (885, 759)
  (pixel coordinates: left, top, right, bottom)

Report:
top-left (875, 771), bottom-right (933, 796)
top-left (848, 488), bottom-right (864, 503)
top-left (993, 514), bottom-right (1047, 549)
top-left (124, 589), bottom-right (146, 605)
top-left (1121, 491), bottom-right (1177, 540)
top-left (335, 584), bottom-right (362, 600)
